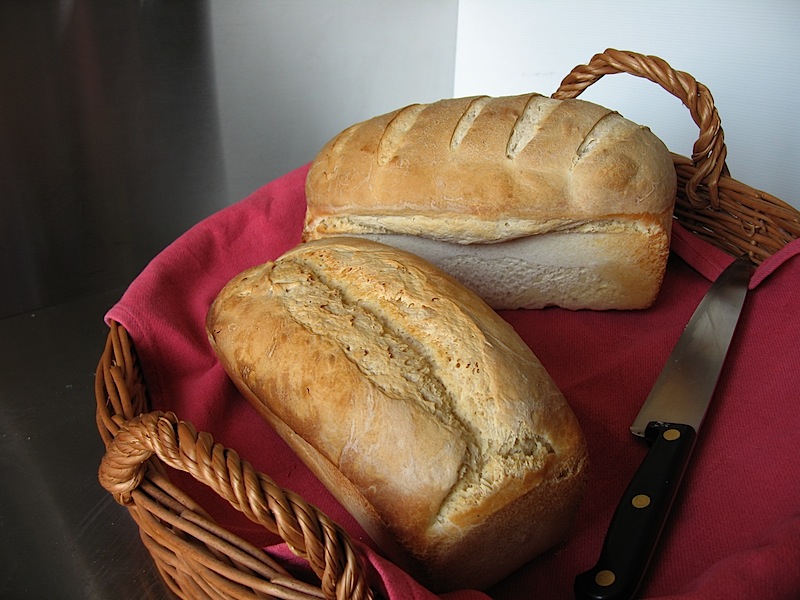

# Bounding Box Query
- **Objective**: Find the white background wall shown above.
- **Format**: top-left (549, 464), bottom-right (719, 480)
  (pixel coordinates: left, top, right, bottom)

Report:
top-left (209, 0), bottom-right (459, 201)
top-left (454, 0), bottom-right (799, 208)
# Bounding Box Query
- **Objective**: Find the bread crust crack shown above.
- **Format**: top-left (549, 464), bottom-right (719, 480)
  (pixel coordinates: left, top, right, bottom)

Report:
top-left (206, 238), bottom-right (589, 591)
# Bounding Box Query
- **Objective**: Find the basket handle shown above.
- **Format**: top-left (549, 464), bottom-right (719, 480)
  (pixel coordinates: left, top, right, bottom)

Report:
top-left (552, 48), bottom-right (728, 208)
top-left (98, 410), bottom-right (374, 600)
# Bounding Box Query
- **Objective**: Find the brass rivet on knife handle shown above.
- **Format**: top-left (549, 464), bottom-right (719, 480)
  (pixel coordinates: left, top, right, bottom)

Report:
top-left (663, 428), bottom-right (681, 441)
top-left (595, 570), bottom-right (616, 587)
top-left (632, 494), bottom-right (651, 509)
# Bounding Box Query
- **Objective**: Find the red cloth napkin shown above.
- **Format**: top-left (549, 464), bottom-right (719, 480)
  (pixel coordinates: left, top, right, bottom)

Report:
top-left (107, 164), bottom-right (800, 599)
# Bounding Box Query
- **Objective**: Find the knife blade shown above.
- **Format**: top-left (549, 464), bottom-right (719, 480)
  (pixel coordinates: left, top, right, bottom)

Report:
top-left (574, 254), bottom-right (751, 600)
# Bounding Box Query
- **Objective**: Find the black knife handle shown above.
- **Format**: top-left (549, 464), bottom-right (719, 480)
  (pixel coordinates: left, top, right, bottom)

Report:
top-left (574, 422), bottom-right (697, 600)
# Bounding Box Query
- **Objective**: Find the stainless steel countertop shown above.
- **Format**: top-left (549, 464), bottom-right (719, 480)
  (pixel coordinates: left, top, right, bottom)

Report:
top-left (0, 288), bottom-right (172, 599)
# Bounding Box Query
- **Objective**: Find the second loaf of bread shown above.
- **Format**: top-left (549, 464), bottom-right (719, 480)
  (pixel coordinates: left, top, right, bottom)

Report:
top-left (303, 93), bottom-right (677, 310)
top-left (206, 237), bottom-right (588, 591)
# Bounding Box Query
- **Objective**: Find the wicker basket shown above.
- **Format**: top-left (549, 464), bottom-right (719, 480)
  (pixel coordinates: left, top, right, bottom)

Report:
top-left (95, 49), bottom-right (800, 600)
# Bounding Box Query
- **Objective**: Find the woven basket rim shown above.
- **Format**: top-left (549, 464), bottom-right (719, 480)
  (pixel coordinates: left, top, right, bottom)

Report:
top-left (95, 321), bottom-right (375, 600)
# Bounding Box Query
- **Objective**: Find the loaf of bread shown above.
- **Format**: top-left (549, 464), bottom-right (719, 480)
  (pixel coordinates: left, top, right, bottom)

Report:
top-left (206, 237), bottom-right (588, 591)
top-left (303, 93), bottom-right (677, 310)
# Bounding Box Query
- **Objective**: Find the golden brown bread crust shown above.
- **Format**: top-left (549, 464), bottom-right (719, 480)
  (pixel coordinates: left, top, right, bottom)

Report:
top-left (206, 237), bottom-right (588, 591)
top-left (302, 94), bottom-right (677, 310)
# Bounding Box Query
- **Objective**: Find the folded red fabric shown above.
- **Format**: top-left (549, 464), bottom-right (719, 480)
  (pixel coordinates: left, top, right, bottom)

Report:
top-left (107, 164), bottom-right (800, 599)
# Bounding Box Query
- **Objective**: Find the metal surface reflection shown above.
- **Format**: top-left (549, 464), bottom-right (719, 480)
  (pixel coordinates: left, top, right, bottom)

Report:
top-left (0, 0), bottom-right (225, 319)
top-left (1, 1), bottom-right (219, 597)
top-left (0, 288), bottom-right (172, 599)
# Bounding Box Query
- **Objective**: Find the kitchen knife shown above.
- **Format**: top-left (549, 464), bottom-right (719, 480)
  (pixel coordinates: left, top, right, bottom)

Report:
top-left (574, 254), bottom-right (751, 600)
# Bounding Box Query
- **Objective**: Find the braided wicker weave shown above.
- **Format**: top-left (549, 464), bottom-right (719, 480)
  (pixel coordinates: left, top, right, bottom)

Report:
top-left (96, 49), bottom-right (799, 599)
top-left (96, 321), bottom-right (374, 600)
top-left (553, 48), bottom-right (800, 263)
